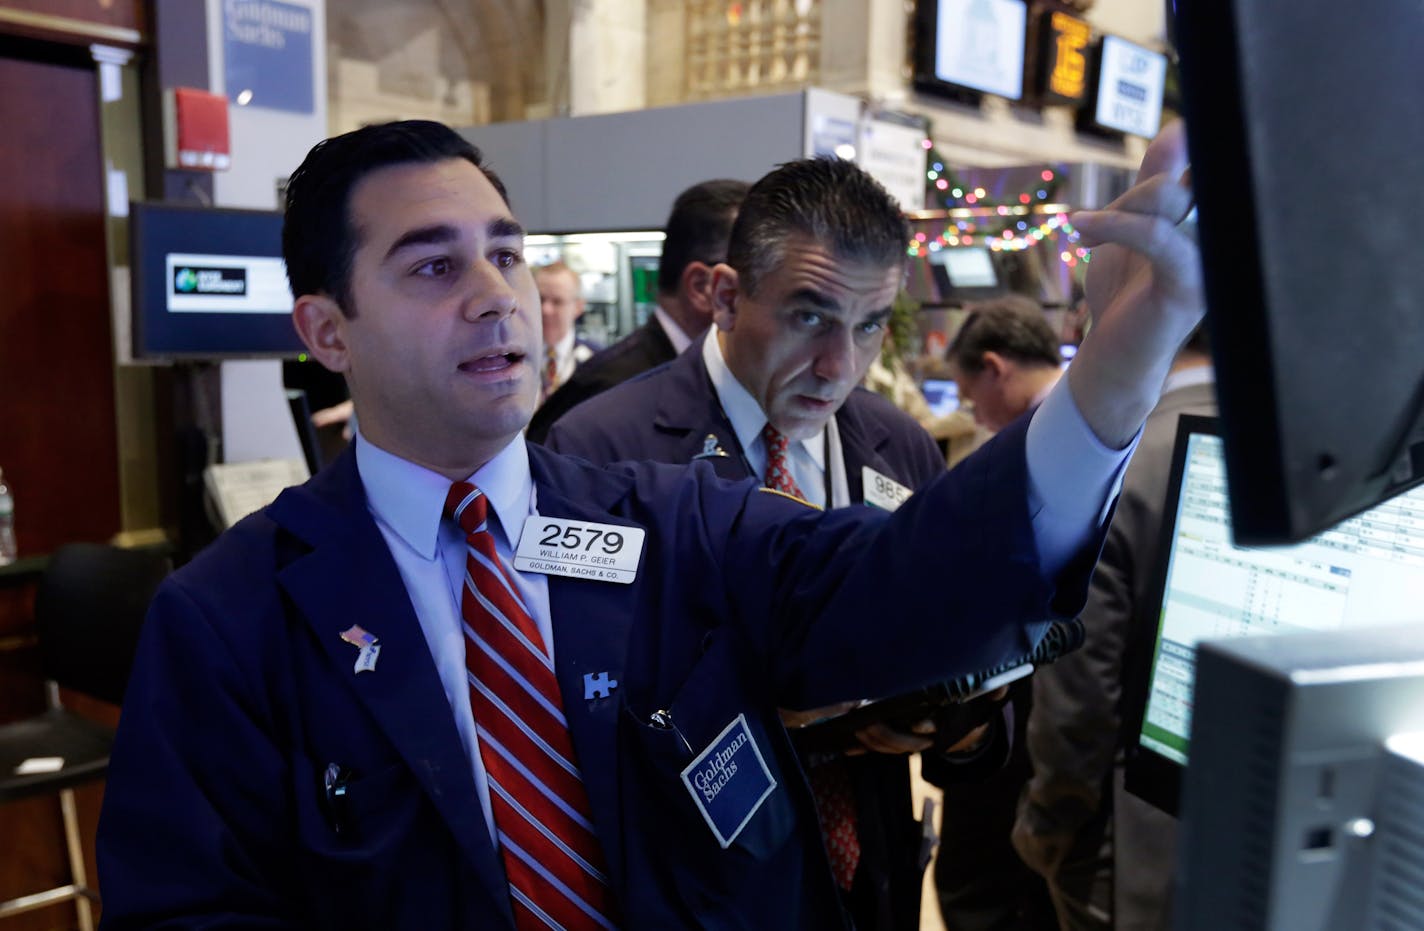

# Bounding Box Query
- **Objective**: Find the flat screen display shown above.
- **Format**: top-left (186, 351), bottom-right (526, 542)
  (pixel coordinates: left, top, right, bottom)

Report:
top-left (1126, 416), bottom-right (1424, 811)
top-left (933, 247), bottom-right (999, 288)
top-left (130, 202), bottom-right (300, 359)
top-left (1091, 35), bottom-right (1167, 137)
top-left (921, 378), bottom-right (961, 417)
top-left (929, 0), bottom-right (1027, 100)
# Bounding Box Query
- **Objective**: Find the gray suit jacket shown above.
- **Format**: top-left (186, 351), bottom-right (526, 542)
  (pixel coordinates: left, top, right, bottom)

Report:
top-left (1013, 377), bottom-right (1217, 931)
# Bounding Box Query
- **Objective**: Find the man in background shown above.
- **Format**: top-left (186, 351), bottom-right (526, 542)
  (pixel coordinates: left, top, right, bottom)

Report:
top-left (1013, 328), bottom-right (1215, 930)
top-left (546, 157), bottom-right (1006, 931)
top-left (533, 261), bottom-right (600, 398)
top-left (949, 294), bottom-right (1065, 433)
top-left (526, 178), bottom-right (748, 443)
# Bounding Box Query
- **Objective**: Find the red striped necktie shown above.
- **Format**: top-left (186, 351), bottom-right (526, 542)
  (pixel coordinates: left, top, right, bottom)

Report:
top-left (444, 482), bottom-right (618, 930)
top-left (761, 424), bottom-right (862, 891)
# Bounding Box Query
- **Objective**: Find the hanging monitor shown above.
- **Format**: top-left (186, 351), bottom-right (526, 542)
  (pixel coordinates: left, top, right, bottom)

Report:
top-left (129, 201), bottom-right (300, 360)
top-left (1081, 35), bottom-right (1167, 138)
top-left (912, 0), bottom-right (1028, 102)
top-left (1175, 0), bottom-right (1424, 543)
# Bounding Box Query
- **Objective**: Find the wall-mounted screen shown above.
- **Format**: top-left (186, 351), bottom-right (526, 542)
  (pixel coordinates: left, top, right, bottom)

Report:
top-left (1090, 35), bottom-right (1167, 137)
top-left (933, 246), bottom-right (999, 288)
top-left (130, 202), bottom-right (300, 360)
top-left (913, 0), bottom-right (1028, 102)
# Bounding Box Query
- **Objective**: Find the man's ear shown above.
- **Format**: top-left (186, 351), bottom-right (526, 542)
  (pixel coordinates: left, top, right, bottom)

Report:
top-left (292, 295), bottom-right (352, 373)
top-left (707, 263), bottom-right (740, 332)
top-left (980, 350), bottom-right (1010, 380)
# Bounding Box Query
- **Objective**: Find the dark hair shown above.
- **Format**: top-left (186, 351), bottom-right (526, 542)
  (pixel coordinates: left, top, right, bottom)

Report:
top-left (282, 120), bottom-right (509, 317)
top-left (657, 179), bottom-right (750, 295)
top-left (726, 158), bottom-right (910, 296)
top-left (947, 294), bottom-right (1061, 374)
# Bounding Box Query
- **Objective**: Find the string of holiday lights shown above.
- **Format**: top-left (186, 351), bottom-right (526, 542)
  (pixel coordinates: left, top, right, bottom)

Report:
top-left (908, 141), bottom-right (1090, 266)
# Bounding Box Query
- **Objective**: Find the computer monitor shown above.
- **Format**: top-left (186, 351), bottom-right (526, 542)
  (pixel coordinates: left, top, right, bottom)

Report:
top-left (1176, 625), bottom-right (1424, 930)
top-left (920, 378), bottom-right (960, 417)
top-left (1175, 0), bottom-right (1424, 543)
top-left (911, 0), bottom-right (1028, 103)
top-left (129, 201), bottom-right (301, 360)
top-left (1123, 416), bottom-right (1424, 816)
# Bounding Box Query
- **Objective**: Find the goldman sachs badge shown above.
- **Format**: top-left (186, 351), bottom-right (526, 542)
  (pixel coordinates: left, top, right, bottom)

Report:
top-left (679, 714), bottom-right (778, 848)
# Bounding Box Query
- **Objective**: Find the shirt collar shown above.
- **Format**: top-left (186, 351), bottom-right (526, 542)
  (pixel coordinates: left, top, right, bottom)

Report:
top-left (702, 331), bottom-right (826, 468)
top-left (552, 328), bottom-right (576, 362)
top-left (653, 306), bottom-right (693, 354)
top-left (355, 431), bottom-right (533, 560)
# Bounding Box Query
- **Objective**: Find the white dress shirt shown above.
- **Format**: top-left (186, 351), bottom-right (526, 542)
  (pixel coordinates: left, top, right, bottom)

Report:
top-left (549, 329), bottom-right (588, 389)
top-left (356, 433), bottom-right (551, 843)
top-left (652, 305), bottom-right (694, 355)
top-left (701, 333), bottom-right (850, 508)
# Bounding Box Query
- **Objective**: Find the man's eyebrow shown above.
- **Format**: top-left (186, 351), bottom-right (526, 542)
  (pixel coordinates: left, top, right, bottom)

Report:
top-left (785, 287), bottom-right (839, 312)
top-left (384, 224), bottom-right (459, 260)
top-left (381, 217), bottom-right (524, 262)
top-left (488, 216), bottom-right (524, 240)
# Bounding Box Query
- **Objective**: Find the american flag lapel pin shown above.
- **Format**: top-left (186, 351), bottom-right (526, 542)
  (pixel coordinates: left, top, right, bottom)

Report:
top-left (339, 624), bottom-right (381, 674)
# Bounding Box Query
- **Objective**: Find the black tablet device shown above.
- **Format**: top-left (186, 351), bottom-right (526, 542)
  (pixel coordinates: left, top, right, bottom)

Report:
top-left (789, 617), bottom-right (1084, 756)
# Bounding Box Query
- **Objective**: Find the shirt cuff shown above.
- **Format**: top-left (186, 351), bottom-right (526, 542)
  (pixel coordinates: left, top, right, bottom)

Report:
top-left (1025, 376), bottom-right (1138, 579)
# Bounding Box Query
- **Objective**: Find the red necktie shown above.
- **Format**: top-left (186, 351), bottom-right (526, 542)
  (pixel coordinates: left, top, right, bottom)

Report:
top-left (445, 483), bottom-right (617, 930)
top-left (760, 425), bottom-right (862, 891)
top-left (542, 344), bottom-right (559, 398)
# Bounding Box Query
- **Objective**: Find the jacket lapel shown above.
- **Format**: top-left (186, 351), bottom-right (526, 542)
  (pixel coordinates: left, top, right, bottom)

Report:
top-left (834, 395), bottom-right (895, 504)
top-left (269, 450), bottom-right (514, 926)
top-left (527, 446), bottom-right (644, 895)
top-left (649, 339), bottom-right (751, 482)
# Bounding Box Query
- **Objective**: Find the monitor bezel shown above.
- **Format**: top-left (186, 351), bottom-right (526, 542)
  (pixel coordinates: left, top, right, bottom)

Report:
top-left (129, 200), bottom-right (302, 361)
top-left (1121, 412), bottom-right (1221, 817)
top-left (910, 0), bottom-right (1029, 105)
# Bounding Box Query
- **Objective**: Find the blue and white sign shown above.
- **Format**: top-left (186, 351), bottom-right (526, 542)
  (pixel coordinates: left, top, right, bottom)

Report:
top-left (1093, 36), bottom-right (1168, 138)
top-left (680, 714), bottom-right (778, 848)
top-left (223, 0), bottom-right (315, 114)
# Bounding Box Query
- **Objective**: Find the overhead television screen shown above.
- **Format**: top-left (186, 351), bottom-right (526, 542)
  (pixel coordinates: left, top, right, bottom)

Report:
top-left (1090, 35), bottom-right (1167, 137)
top-left (914, 0), bottom-right (1028, 101)
top-left (130, 202), bottom-right (300, 360)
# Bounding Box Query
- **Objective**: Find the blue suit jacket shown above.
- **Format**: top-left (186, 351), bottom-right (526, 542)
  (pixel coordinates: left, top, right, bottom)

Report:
top-left (99, 427), bottom-right (1093, 930)
top-left (528, 319), bottom-right (677, 444)
top-left (545, 345), bottom-right (954, 928)
top-left (543, 340), bottom-right (946, 496)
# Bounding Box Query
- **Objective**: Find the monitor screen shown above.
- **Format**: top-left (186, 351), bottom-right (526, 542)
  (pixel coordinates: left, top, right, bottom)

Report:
top-left (1176, 0), bottom-right (1424, 543)
top-left (921, 378), bottom-right (961, 417)
top-left (130, 202), bottom-right (300, 360)
top-left (1125, 416), bottom-right (1424, 813)
top-left (933, 247), bottom-right (999, 289)
top-left (912, 0), bottom-right (1028, 101)
top-left (1089, 35), bottom-right (1167, 138)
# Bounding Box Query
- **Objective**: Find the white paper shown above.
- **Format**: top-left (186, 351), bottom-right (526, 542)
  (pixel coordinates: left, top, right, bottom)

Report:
top-left (16, 756), bottom-right (64, 775)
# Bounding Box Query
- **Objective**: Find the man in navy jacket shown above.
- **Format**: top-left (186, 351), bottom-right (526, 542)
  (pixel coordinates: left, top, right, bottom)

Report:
top-left (97, 119), bottom-right (1203, 929)
top-left (544, 158), bottom-right (987, 929)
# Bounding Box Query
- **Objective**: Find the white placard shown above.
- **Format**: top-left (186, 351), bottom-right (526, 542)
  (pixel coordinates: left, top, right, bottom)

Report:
top-left (857, 119), bottom-right (928, 212)
top-left (514, 516), bottom-right (645, 584)
top-left (1094, 36), bottom-right (1168, 138)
